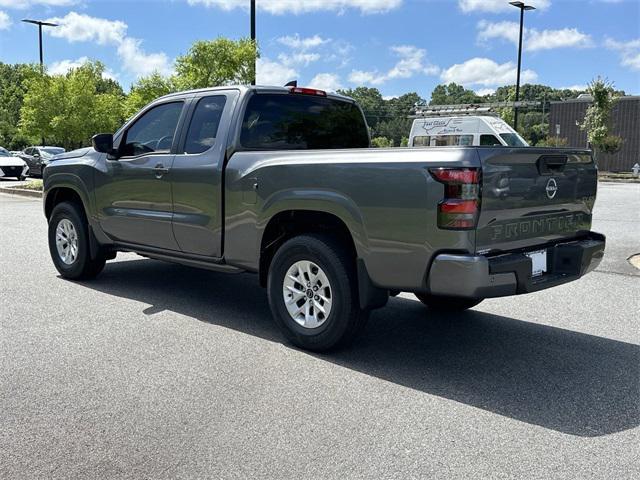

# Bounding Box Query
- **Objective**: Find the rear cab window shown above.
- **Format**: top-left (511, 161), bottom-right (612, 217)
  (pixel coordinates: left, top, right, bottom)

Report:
top-left (240, 93), bottom-right (369, 150)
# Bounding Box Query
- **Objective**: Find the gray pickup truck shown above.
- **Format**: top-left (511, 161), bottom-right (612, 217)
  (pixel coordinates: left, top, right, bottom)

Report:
top-left (43, 85), bottom-right (605, 351)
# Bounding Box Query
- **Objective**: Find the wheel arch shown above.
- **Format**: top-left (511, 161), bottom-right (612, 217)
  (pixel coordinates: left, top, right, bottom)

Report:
top-left (258, 208), bottom-right (387, 310)
top-left (44, 185), bottom-right (88, 220)
top-left (259, 209), bottom-right (358, 285)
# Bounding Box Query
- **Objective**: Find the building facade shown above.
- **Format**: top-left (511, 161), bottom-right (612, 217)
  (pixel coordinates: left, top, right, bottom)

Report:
top-left (549, 96), bottom-right (639, 172)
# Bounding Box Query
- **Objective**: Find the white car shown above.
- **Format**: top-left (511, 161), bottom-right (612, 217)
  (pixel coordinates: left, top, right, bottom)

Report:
top-left (0, 147), bottom-right (29, 180)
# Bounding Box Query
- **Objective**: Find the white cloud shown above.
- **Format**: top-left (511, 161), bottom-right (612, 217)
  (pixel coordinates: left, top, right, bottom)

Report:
top-left (187, 0), bottom-right (402, 14)
top-left (562, 85), bottom-right (588, 91)
top-left (387, 45), bottom-right (440, 78)
top-left (117, 38), bottom-right (172, 77)
top-left (257, 57), bottom-right (298, 86)
top-left (349, 69), bottom-right (383, 85)
top-left (0, 10), bottom-right (10, 30)
top-left (0, 0), bottom-right (78, 8)
top-left (48, 56), bottom-right (118, 81)
top-left (49, 56), bottom-right (89, 75)
top-left (275, 34), bottom-right (351, 69)
top-left (44, 12), bottom-right (171, 79)
top-left (46, 12), bottom-right (127, 46)
top-left (277, 34), bottom-right (329, 50)
top-left (440, 57), bottom-right (538, 87)
top-left (477, 20), bottom-right (520, 44)
top-left (475, 88), bottom-right (495, 96)
top-left (459, 0), bottom-right (550, 13)
top-left (605, 37), bottom-right (640, 71)
top-left (308, 73), bottom-right (343, 92)
top-left (348, 45), bottom-right (439, 86)
top-left (527, 28), bottom-right (591, 51)
top-left (278, 52), bottom-right (321, 67)
top-left (477, 20), bottom-right (592, 51)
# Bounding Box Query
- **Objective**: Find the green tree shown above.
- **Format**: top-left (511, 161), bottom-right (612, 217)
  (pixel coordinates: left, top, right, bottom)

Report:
top-left (96, 76), bottom-right (125, 96)
top-left (429, 83), bottom-right (483, 105)
top-left (580, 77), bottom-right (623, 154)
top-left (0, 63), bottom-right (40, 149)
top-left (174, 37), bottom-right (257, 90)
top-left (337, 87), bottom-right (386, 133)
top-left (20, 61), bottom-right (124, 149)
top-left (124, 72), bottom-right (176, 118)
top-left (337, 89), bottom-right (423, 144)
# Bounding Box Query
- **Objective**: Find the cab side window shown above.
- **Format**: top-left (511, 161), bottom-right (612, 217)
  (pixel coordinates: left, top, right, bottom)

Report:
top-left (433, 135), bottom-right (473, 146)
top-left (120, 102), bottom-right (183, 157)
top-left (480, 134), bottom-right (502, 146)
top-left (184, 96), bottom-right (227, 154)
top-left (413, 136), bottom-right (431, 147)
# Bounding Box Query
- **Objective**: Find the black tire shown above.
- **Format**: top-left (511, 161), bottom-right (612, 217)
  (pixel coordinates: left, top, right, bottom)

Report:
top-left (415, 293), bottom-right (482, 312)
top-left (18, 175), bottom-right (26, 181)
top-left (48, 201), bottom-right (106, 280)
top-left (267, 234), bottom-right (369, 352)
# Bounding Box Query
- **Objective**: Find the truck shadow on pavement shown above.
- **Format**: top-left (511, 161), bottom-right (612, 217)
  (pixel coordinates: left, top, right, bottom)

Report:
top-left (82, 258), bottom-right (639, 438)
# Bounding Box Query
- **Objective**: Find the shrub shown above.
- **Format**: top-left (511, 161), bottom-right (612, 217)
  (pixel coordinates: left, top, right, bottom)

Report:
top-left (371, 137), bottom-right (394, 148)
top-left (537, 137), bottom-right (568, 147)
top-left (597, 135), bottom-right (624, 154)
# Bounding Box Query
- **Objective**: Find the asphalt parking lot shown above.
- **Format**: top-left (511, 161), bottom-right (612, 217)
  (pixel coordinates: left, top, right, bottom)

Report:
top-left (1, 183), bottom-right (638, 479)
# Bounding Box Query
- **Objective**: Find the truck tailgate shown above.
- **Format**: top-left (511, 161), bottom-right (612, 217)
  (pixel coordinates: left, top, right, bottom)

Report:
top-left (476, 148), bottom-right (597, 254)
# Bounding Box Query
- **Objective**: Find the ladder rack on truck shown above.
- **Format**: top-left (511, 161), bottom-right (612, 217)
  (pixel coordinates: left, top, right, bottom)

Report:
top-left (411, 101), bottom-right (541, 118)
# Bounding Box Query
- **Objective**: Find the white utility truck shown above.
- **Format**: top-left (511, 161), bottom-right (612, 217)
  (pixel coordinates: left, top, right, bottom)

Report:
top-left (409, 104), bottom-right (530, 148)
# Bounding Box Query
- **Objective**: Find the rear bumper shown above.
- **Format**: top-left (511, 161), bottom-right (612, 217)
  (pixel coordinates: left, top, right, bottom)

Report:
top-left (426, 232), bottom-right (606, 299)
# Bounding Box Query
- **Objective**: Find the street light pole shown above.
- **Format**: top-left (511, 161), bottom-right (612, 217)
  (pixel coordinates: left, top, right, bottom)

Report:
top-left (250, 0), bottom-right (256, 85)
top-left (509, 1), bottom-right (535, 132)
top-left (22, 19), bottom-right (58, 72)
top-left (22, 19), bottom-right (58, 145)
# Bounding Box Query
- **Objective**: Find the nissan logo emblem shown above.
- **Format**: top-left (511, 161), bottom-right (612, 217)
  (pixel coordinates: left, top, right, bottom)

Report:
top-left (546, 178), bottom-right (558, 199)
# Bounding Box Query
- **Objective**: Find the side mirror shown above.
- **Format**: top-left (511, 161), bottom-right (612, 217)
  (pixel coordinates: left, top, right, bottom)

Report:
top-left (92, 133), bottom-right (116, 155)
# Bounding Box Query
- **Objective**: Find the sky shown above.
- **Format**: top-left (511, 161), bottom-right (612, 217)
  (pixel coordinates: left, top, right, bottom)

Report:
top-left (0, 0), bottom-right (638, 99)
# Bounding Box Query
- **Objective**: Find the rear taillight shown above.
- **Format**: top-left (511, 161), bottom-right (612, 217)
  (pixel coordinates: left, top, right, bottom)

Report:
top-left (429, 167), bottom-right (480, 230)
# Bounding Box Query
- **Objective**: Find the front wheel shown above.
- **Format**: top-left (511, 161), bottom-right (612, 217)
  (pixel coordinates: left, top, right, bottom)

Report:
top-left (267, 234), bottom-right (369, 352)
top-left (415, 293), bottom-right (482, 312)
top-left (48, 202), bottom-right (106, 280)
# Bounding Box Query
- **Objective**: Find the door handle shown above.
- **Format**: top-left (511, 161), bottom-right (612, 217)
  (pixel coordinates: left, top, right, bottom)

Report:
top-left (153, 164), bottom-right (170, 178)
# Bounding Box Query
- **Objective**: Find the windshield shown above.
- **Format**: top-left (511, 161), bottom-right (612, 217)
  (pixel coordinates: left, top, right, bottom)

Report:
top-left (499, 133), bottom-right (528, 147)
top-left (40, 147), bottom-right (65, 157)
top-left (0, 148), bottom-right (10, 157)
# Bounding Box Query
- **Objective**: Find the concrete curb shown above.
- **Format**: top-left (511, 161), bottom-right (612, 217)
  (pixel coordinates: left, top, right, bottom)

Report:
top-left (598, 178), bottom-right (640, 183)
top-left (0, 187), bottom-right (43, 199)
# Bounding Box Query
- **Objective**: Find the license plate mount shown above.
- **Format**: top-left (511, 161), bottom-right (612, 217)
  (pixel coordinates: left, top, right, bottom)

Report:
top-left (526, 249), bottom-right (548, 277)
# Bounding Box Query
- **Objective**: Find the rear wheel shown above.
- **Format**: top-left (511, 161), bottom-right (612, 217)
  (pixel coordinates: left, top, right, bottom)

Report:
top-left (267, 234), bottom-right (369, 352)
top-left (48, 202), bottom-right (106, 280)
top-left (415, 293), bottom-right (482, 312)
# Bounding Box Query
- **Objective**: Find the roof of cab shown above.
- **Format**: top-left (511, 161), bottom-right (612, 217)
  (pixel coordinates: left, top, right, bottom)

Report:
top-left (155, 85), bottom-right (354, 104)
